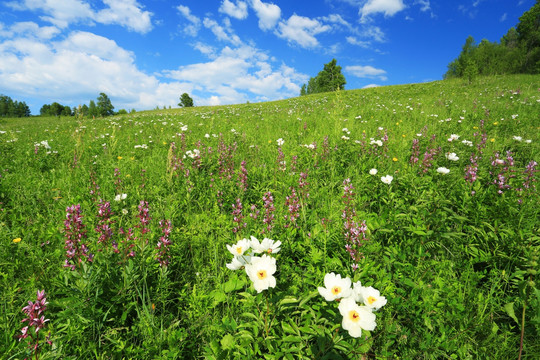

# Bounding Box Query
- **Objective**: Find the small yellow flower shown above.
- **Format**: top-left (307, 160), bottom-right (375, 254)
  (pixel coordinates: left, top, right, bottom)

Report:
top-left (130, 156), bottom-right (135, 160)
top-left (13, 237), bottom-right (22, 243)
top-left (117, 156), bottom-right (123, 160)
top-left (268, 140), bottom-right (272, 144)
top-left (493, 122), bottom-right (498, 125)
top-left (162, 141), bottom-right (167, 145)
top-left (402, 134), bottom-right (406, 138)
top-left (490, 138), bottom-right (495, 142)
top-left (473, 126), bottom-right (478, 129)
top-left (126, 174), bottom-right (131, 178)
top-left (392, 157), bottom-right (398, 162)
top-left (395, 122), bottom-right (399, 126)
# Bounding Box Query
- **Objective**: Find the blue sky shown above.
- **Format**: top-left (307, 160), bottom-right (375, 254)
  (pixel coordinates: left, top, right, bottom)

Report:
top-left (0, 0), bottom-right (535, 114)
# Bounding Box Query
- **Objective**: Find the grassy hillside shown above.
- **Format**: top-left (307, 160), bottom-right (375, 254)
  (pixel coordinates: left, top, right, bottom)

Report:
top-left (0, 74), bottom-right (539, 359)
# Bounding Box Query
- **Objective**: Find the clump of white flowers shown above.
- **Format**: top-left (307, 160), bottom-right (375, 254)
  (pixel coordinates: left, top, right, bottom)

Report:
top-left (318, 273), bottom-right (387, 338)
top-left (226, 236), bottom-right (281, 293)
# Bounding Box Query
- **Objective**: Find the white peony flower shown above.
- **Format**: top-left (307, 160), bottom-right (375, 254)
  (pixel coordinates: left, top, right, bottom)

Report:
top-left (437, 167), bottom-right (450, 175)
top-left (245, 254), bottom-right (277, 293)
top-left (381, 175), bottom-right (393, 184)
top-left (250, 236), bottom-right (281, 254)
top-left (338, 297), bottom-right (376, 338)
top-left (318, 273), bottom-right (352, 301)
top-left (226, 238), bottom-right (251, 257)
top-left (445, 152), bottom-right (459, 161)
top-left (369, 168), bottom-right (378, 175)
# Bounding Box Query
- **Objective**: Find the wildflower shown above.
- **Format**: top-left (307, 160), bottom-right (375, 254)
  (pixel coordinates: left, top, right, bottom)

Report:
top-left (117, 156), bottom-right (123, 160)
top-left (19, 290), bottom-right (52, 350)
top-left (318, 273), bottom-right (352, 301)
top-left (245, 254), bottom-right (277, 293)
top-left (357, 286), bottom-right (388, 311)
top-left (381, 175), bottom-right (393, 184)
top-left (448, 134), bottom-right (460, 142)
top-left (392, 157), bottom-right (398, 162)
top-left (461, 140), bottom-right (473, 147)
top-left (250, 236), bottom-right (281, 254)
top-left (338, 297), bottom-right (376, 338)
top-left (513, 136), bottom-right (523, 142)
top-left (226, 238), bottom-right (251, 257)
top-left (114, 193), bottom-right (127, 201)
top-left (277, 138), bottom-right (284, 146)
top-left (437, 167), bottom-right (450, 175)
top-left (13, 237), bottom-right (22, 243)
top-left (226, 254), bottom-right (252, 270)
top-left (369, 168), bottom-right (378, 175)
top-left (446, 152), bottom-right (459, 161)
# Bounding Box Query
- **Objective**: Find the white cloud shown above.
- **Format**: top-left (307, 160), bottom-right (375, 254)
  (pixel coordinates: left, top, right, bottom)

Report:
top-left (275, 14), bottom-right (331, 48)
top-left (164, 45), bottom-right (307, 105)
top-left (500, 13), bottom-right (507, 22)
top-left (346, 36), bottom-right (370, 48)
top-left (250, 0), bottom-right (281, 31)
top-left (95, 0), bottom-right (152, 33)
top-left (362, 83), bottom-right (380, 88)
top-left (0, 28), bottom-right (189, 110)
top-left (203, 18), bottom-right (242, 45)
top-left (360, 0), bottom-right (406, 22)
top-left (177, 5), bottom-right (201, 36)
top-left (414, 0), bottom-right (431, 13)
top-left (6, 0), bottom-right (153, 33)
top-left (219, 0), bottom-right (249, 20)
top-left (345, 65), bottom-right (387, 81)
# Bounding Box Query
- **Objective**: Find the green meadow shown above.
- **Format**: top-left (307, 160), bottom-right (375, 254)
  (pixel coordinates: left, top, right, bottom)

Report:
top-left (1, 74), bottom-right (539, 359)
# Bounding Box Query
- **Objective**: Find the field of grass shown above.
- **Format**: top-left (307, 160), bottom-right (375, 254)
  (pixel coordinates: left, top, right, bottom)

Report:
top-left (0, 74), bottom-right (539, 359)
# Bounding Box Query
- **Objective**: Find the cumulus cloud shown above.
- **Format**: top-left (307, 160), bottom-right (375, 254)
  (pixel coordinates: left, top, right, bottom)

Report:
top-left (6, 0), bottom-right (153, 33)
top-left (360, 0), bottom-right (406, 22)
top-left (345, 65), bottom-right (387, 81)
top-left (250, 0), bottom-right (281, 31)
top-left (0, 27), bottom-right (191, 110)
top-left (177, 5), bottom-right (201, 36)
top-left (164, 44), bottom-right (307, 105)
top-left (219, 0), bottom-right (249, 20)
top-left (95, 0), bottom-right (153, 33)
top-left (203, 17), bottom-right (242, 45)
top-left (275, 14), bottom-right (331, 48)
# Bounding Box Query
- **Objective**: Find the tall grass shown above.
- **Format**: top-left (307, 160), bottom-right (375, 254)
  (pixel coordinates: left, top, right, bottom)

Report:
top-left (0, 74), bottom-right (539, 359)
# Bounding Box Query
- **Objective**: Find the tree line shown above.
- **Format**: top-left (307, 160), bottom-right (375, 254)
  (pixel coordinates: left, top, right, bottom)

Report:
top-left (445, 1), bottom-right (540, 81)
top-left (0, 95), bottom-right (30, 117)
top-left (41, 93), bottom-right (116, 118)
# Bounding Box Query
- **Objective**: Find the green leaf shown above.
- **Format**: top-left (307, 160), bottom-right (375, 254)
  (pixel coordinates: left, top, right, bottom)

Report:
top-left (223, 275), bottom-right (247, 293)
top-left (220, 334), bottom-right (235, 350)
top-left (503, 302), bottom-right (519, 325)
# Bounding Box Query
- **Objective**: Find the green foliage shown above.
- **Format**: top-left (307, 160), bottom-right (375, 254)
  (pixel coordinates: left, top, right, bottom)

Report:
top-left (0, 94), bottom-right (30, 117)
top-left (301, 59), bottom-right (346, 96)
top-left (40, 102), bottom-right (72, 117)
top-left (0, 74), bottom-right (539, 359)
top-left (445, 2), bottom-right (540, 78)
top-left (97, 92), bottom-right (115, 117)
top-left (179, 93), bottom-right (194, 108)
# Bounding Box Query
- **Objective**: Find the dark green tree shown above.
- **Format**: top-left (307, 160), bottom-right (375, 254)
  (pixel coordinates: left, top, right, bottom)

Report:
top-left (179, 93), bottom-right (194, 107)
top-left (97, 92), bottom-right (115, 116)
top-left (88, 100), bottom-right (98, 118)
top-left (1, 95), bottom-right (30, 117)
top-left (516, 0), bottom-right (540, 73)
top-left (300, 59), bottom-right (346, 95)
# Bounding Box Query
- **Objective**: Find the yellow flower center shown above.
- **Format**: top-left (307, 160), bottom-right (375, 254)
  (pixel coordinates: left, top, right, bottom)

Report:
top-left (331, 286), bottom-right (341, 295)
top-left (348, 310), bottom-right (360, 322)
top-left (257, 270), bottom-right (267, 280)
top-left (236, 247), bottom-right (243, 254)
top-left (367, 296), bottom-right (377, 305)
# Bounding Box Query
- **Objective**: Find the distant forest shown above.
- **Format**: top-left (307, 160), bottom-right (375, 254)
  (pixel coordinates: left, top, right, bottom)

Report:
top-left (445, 1), bottom-right (540, 80)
